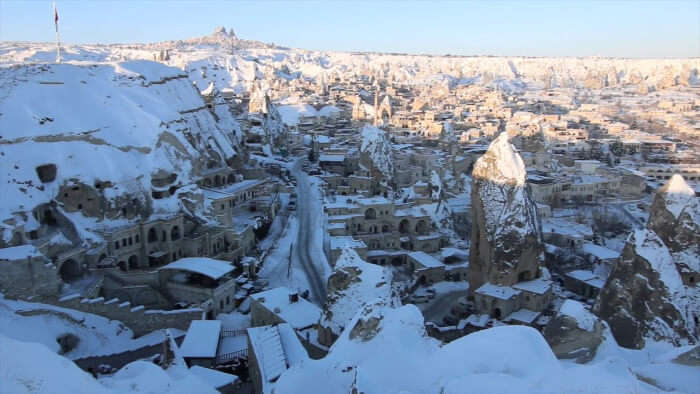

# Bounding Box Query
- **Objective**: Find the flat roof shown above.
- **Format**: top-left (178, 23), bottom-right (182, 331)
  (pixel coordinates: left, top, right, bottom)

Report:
top-left (512, 278), bottom-right (552, 295)
top-left (160, 257), bottom-right (233, 280)
top-left (250, 287), bottom-right (321, 330)
top-left (408, 251), bottom-right (444, 269)
top-left (475, 283), bottom-right (521, 300)
top-left (179, 320), bottom-right (222, 359)
top-left (330, 236), bottom-right (367, 251)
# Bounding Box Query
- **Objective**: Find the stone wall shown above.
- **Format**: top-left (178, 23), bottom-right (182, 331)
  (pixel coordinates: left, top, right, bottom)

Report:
top-left (26, 294), bottom-right (205, 337)
top-left (0, 255), bottom-right (61, 298)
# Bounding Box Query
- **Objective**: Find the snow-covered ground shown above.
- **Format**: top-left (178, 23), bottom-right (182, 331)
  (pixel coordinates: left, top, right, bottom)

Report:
top-left (273, 303), bottom-right (699, 394)
top-left (1, 331), bottom-right (221, 394)
top-left (0, 294), bottom-right (181, 360)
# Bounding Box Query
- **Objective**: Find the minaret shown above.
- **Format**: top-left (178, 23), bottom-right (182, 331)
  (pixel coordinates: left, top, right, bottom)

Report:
top-left (373, 80), bottom-right (379, 126)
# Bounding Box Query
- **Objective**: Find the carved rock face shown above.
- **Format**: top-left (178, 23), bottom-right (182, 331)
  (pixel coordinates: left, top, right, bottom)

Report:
top-left (349, 314), bottom-right (383, 342)
top-left (647, 175), bottom-right (699, 280)
top-left (595, 229), bottom-right (696, 349)
top-left (469, 133), bottom-right (542, 290)
top-left (544, 301), bottom-right (604, 363)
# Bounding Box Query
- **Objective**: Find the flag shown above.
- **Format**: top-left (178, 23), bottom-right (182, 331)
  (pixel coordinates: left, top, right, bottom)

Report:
top-left (53, 3), bottom-right (59, 32)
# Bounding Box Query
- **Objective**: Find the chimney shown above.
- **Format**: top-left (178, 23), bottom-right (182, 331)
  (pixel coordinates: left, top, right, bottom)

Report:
top-left (289, 292), bottom-right (299, 303)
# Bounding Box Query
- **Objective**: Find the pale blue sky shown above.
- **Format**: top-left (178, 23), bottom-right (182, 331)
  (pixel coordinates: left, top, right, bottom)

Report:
top-left (0, 1), bottom-right (698, 57)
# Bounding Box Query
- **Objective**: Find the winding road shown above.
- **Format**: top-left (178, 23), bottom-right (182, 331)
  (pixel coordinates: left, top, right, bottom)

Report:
top-left (291, 160), bottom-right (327, 305)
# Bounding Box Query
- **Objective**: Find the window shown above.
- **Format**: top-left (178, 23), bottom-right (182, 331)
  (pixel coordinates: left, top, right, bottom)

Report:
top-left (122, 239), bottom-right (127, 247)
top-left (128, 237), bottom-right (133, 246)
top-left (115, 241), bottom-right (120, 249)
top-left (135, 234), bottom-right (140, 243)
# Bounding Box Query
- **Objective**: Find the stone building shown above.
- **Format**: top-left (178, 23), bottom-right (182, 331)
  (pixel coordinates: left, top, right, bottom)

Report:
top-left (324, 196), bottom-right (446, 262)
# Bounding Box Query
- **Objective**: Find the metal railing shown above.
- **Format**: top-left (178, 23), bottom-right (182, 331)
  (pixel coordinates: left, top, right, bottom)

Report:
top-left (215, 348), bottom-right (248, 364)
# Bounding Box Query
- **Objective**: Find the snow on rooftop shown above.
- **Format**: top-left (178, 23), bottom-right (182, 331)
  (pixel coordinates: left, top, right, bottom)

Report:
top-left (277, 104), bottom-right (317, 126)
top-left (179, 320), bottom-right (222, 359)
top-left (160, 257), bottom-right (233, 280)
top-left (582, 242), bottom-right (620, 260)
top-left (512, 278), bottom-right (552, 295)
top-left (251, 287), bottom-right (321, 329)
top-left (475, 283), bottom-right (521, 300)
top-left (505, 308), bottom-right (540, 324)
top-left (558, 300), bottom-right (596, 331)
top-left (247, 323), bottom-right (308, 393)
top-left (329, 236), bottom-right (366, 251)
top-left (542, 218), bottom-right (593, 239)
top-left (0, 244), bottom-right (43, 261)
top-left (408, 251), bottom-right (444, 269)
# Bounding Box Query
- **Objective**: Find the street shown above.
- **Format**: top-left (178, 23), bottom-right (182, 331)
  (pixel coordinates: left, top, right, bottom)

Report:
top-left (291, 160), bottom-right (328, 305)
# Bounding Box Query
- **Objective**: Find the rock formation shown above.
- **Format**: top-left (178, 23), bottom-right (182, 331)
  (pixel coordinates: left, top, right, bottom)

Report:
top-left (595, 228), bottom-right (697, 348)
top-left (544, 300), bottom-right (604, 363)
top-left (469, 132), bottom-right (542, 291)
top-left (596, 175), bottom-right (698, 349)
top-left (647, 174), bottom-right (699, 285)
top-left (318, 248), bottom-right (393, 346)
top-left (359, 125), bottom-right (395, 188)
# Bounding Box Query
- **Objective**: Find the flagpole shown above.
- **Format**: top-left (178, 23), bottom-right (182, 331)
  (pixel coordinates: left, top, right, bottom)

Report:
top-left (53, 2), bottom-right (62, 63)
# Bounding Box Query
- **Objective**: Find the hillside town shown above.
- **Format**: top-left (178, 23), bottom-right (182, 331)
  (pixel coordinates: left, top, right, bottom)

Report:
top-left (0, 18), bottom-right (699, 394)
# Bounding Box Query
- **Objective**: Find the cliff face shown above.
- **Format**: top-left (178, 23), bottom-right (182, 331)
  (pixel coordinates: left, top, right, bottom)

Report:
top-left (0, 61), bottom-right (243, 246)
top-left (596, 176), bottom-right (699, 349)
top-left (595, 228), bottom-right (698, 349)
top-left (469, 132), bottom-right (542, 290)
top-left (359, 125), bottom-right (394, 183)
top-left (647, 174), bottom-right (700, 280)
top-left (319, 248), bottom-right (393, 346)
top-left (544, 300), bottom-right (605, 363)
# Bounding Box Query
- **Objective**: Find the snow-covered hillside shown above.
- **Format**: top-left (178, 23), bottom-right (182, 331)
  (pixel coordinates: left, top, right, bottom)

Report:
top-left (0, 60), bottom-right (243, 244)
top-left (2, 27), bottom-right (698, 96)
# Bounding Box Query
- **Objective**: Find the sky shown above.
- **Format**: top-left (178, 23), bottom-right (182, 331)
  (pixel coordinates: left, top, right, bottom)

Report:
top-left (0, 1), bottom-right (698, 58)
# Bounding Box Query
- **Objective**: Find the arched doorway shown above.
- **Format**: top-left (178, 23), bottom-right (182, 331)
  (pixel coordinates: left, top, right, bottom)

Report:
top-left (128, 255), bottom-right (139, 270)
top-left (59, 259), bottom-right (82, 282)
top-left (171, 226), bottom-right (181, 240)
top-left (415, 220), bottom-right (428, 235)
top-left (364, 208), bottom-right (377, 220)
top-left (492, 308), bottom-right (502, 319)
top-left (148, 228), bottom-right (158, 243)
top-left (399, 219), bottom-right (411, 234)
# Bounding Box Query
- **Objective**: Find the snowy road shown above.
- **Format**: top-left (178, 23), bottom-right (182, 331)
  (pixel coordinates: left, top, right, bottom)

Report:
top-left (291, 161), bottom-right (328, 305)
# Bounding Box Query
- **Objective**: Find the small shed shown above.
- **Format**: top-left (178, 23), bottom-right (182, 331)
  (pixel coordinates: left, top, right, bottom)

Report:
top-left (179, 320), bottom-right (222, 367)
